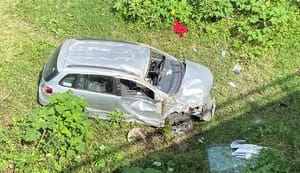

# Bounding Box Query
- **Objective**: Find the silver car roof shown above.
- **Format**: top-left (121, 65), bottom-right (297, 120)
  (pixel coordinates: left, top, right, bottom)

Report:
top-left (57, 39), bottom-right (151, 77)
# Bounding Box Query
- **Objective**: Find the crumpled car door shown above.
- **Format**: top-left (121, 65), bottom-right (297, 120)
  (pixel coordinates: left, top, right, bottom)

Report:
top-left (118, 96), bottom-right (163, 127)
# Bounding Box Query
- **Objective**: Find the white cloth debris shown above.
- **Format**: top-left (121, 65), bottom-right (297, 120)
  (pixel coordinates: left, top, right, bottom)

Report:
top-left (228, 81), bottom-right (237, 88)
top-left (231, 140), bottom-right (265, 160)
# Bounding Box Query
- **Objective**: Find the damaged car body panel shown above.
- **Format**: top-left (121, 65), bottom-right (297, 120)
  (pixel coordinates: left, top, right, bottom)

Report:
top-left (163, 60), bottom-right (214, 117)
top-left (38, 39), bottom-right (215, 128)
top-left (115, 78), bottom-right (165, 127)
top-left (119, 97), bottom-right (163, 127)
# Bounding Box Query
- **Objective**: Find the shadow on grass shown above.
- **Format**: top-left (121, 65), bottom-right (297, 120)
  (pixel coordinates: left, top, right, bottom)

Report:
top-left (64, 74), bottom-right (299, 173)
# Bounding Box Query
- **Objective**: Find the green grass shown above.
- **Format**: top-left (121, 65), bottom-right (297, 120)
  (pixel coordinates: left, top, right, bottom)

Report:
top-left (0, 0), bottom-right (299, 172)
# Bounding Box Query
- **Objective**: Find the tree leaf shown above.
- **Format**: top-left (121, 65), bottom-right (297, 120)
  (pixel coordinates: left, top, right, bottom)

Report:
top-left (24, 128), bottom-right (41, 142)
top-left (61, 127), bottom-right (72, 137)
top-left (75, 141), bottom-right (86, 152)
top-left (66, 149), bottom-right (76, 158)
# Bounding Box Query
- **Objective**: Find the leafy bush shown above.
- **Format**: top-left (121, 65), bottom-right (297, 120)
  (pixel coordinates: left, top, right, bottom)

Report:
top-left (233, 0), bottom-right (290, 44)
top-left (113, 0), bottom-right (298, 47)
top-left (0, 90), bottom-right (135, 172)
top-left (113, 0), bottom-right (193, 27)
top-left (23, 90), bottom-right (94, 171)
top-left (189, 0), bottom-right (233, 22)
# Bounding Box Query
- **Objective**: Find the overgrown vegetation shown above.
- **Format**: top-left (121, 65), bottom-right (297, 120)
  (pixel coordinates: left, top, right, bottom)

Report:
top-left (113, 0), bottom-right (297, 46)
top-left (0, 91), bottom-right (130, 172)
top-left (24, 91), bottom-right (94, 171)
top-left (0, 0), bottom-right (299, 172)
top-left (113, 0), bottom-right (193, 27)
top-left (0, 91), bottom-right (95, 171)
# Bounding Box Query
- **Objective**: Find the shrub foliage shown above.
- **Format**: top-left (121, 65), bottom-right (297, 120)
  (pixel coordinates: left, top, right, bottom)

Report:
top-left (27, 91), bottom-right (94, 171)
top-left (0, 91), bottom-right (95, 172)
top-left (113, 0), bottom-right (192, 27)
top-left (113, 0), bottom-right (299, 45)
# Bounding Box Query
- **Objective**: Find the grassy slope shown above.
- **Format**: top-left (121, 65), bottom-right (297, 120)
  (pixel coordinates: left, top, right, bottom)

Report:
top-left (0, 0), bottom-right (299, 172)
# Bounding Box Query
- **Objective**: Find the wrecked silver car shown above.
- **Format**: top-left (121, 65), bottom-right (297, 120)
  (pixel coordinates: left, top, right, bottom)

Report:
top-left (38, 39), bottom-right (216, 128)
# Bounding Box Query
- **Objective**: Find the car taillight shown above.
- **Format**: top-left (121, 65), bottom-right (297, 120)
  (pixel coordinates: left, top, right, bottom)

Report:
top-left (42, 86), bottom-right (53, 94)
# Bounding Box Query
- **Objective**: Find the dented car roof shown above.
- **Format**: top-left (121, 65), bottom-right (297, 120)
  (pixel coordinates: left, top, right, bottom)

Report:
top-left (57, 39), bottom-right (151, 77)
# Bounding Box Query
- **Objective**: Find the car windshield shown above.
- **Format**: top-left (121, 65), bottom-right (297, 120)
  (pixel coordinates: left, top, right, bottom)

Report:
top-left (146, 50), bottom-right (184, 95)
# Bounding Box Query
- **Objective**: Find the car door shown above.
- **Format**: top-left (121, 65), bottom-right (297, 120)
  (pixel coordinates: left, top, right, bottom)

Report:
top-left (59, 74), bottom-right (119, 118)
top-left (116, 78), bottom-right (163, 127)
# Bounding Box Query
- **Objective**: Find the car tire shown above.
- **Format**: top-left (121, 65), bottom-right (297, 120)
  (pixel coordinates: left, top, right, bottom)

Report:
top-left (201, 96), bottom-right (216, 121)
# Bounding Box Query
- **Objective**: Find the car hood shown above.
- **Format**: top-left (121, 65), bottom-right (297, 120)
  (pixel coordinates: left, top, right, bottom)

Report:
top-left (163, 60), bottom-right (213, 117)
top-left (173, 60), bottom-right (213, 107)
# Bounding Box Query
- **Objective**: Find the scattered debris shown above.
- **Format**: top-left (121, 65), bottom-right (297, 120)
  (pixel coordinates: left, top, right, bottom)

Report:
top-left (171, 120), bottom-right (193, 135)
top-left (221, 50), bottom-right (226, 57)
top-left (198, 137), bottom-right (205, 144)
top-left (173, 20), bottom-right (189, 38)
top-left (152, 161), bottom-right (161, 167)
top-left (228, 81), bottom-right (237, 88)
top-left (208, 141), bottom-right (266, 172)
top-left (232, 64), bottom-right (242, 74)
top-left (252, 118), bottom-right (263, 125)
top-left (207, 145), bottom-right (245, 172)
top-left (231, 140), bottom-right (265, 160)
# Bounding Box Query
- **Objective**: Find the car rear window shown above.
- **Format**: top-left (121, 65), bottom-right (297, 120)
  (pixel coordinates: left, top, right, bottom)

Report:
top-left (43, 45), bottom-right (61, 81)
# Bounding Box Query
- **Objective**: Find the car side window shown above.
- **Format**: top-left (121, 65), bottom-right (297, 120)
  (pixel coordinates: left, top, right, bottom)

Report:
top-left (60, 74), bottom-right (114, 94)
top-left (83, 75), bottom-right (114, 93)
top-left (119, 79), bottom-right (154, 99)
top-left (60, 74), bottom-right (77, 87)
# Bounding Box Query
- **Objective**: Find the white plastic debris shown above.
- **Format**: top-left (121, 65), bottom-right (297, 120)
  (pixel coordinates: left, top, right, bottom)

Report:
top-left (252, 118), bottom-right (263, 125)
top-left (198, 137), bottom-right (205, 144)
top-left (231, 140), bottom-right (265, 160)
top-left (228, 81), bottom-right (237, 88)
top-left (232, 64), bottom-right (241, 74)
top-left (192, 48), bottom-right (198, 52)
top-left (221, 50), bottom-right (226, 57)
top-left (153, 161), bottom-right (162, 167)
